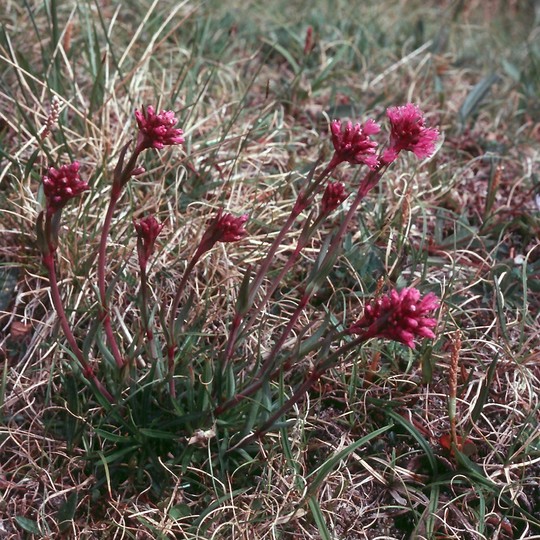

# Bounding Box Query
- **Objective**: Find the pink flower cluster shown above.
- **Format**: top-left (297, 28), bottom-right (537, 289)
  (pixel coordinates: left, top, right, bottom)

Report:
top-left (135, 215), bottom-right (164, 270)
top-left (349, 287), bottom-right (439, 349)
top-left (321, 181), bottom-right (348, 214)
top-left (200, 209), bottom-right (249, 252)
top-left (135, 106), bottom-right (185, 150)
top-left (383, 103), bottom-right (439, 163)
top-left (330, 119), bottom-right (380, 169)
top-left (329, 103), bottom-right (438, 171)
top-left (42, 162), bottom-right (89, 216)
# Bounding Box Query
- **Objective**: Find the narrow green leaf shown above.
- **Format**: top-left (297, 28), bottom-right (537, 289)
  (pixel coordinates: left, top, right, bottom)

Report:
top-left (483, 156), bottom-right (501, 220)
top-left (425, 482), bottom-right (440, 538)
top-left (15, 516), bottom-right (40, 535)
top-left (57, 492), bottom-right (78, 532)
top-left (312, 45), bottom-right (348, 90)
top-left (0, 358), bottom-right (9, 416)
top-left (93, 428), bottom-right (127, 443)
top-left (262, 39), bottom-right (300, 75)
top-left (308, 498), bottom-right (332, 540)
top-left (168, 504), bottom-right (192, 520)
top-left (458, 73), bottom-right (499, 129)
top-left (24, 149), bottom-right (41, 180)
top-left (386, 410), bottom-right (438, 473)
top-left (471, 354), bottom-right (499, 423)
top-left (305, 425), bottom-right (391, 498)
top-left (100, 444), bottom-right (140, 465)
top-left (501, 59), bottom-right (521, 82)
top-left (493, 275), bottom-right (509, 340)
top-left (139, 428), bottom-right (178, 440)
top-left (236, 264), bottom-right (253, 315)
top-left (421, 344), bottom-right (434, 384)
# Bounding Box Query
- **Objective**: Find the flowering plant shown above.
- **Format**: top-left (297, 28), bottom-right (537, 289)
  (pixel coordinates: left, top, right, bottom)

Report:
top-left (36, 102), bottom-right (440, 453)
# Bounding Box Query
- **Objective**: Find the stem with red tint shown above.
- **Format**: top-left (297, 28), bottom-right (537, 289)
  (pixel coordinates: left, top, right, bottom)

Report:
top-left (96, 147), bottom-right (142, 370)
top-left (43, 250), bottom-right (114, 403)
top-left (221, 156), bottom-right (341, 366)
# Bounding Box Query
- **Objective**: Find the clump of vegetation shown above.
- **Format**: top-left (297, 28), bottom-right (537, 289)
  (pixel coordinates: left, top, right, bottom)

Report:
top-left (1, 1), bottom-right (538, 538)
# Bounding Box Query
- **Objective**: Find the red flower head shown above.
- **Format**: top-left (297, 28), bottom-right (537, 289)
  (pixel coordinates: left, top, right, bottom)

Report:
top-left (42, 162), bottom-right (89, 216)
top-left (135, 215), bottom-right (164, 270)
top-left (135, 105), bottom-right (185, 150)
top-left (330, 118), bottom-right (380, 169)
top-left (349, 287), bottom-right (439, 349)
top-left (199, 209), bottom-right (249, 252)
top-left (321, 181), bottom-right (348, 215)
top-left (383, 104), bottom-right (439, 163)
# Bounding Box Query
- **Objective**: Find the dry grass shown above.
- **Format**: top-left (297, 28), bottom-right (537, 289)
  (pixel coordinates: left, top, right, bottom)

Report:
top-left (1, 0), bottom-right (539, 538)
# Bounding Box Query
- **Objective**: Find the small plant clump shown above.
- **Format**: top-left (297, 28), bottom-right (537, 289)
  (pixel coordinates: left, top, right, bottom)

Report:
top-left (35, 102), bottom-right (440, 461)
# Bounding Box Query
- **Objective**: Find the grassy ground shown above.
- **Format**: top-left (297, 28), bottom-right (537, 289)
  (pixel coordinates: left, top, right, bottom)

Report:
top-left (1, 0), bottom-right (539, 538)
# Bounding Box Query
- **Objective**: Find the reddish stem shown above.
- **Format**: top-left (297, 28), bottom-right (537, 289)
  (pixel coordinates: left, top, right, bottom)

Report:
top-left (96, 145), bottom-right (143, 370)
top-left (43, 251), bottom-right (114, 403)
top-left (97, 191), bottom-right (125, 370)
top-left (226, 331), bottom-right (372, 445)
top-left (217, 165), bottom-right (386, 415)
top-left (166, 242), bottom-right (208, 398)
top-left (138, 265), bottom-right (159, 365)
top-left (242, 213), bottom-right (324, 335)
top-left (221, 157), bottom-right (341, 367)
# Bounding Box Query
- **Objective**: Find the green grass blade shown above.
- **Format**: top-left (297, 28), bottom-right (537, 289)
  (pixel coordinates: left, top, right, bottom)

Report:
top-left (305, 425), bottom-right (391, 498)
top-left (308, 497), bottom-right (332, 540)
top-left (458, 73), bottom-right (499, 130)
top-left (386, 409), bottom-right (438, 474)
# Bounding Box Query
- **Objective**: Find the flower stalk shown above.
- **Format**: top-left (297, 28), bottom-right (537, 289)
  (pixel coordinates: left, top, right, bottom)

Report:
top-left (97, 106), bottom-right (184, 371)
top-left (135, 215), bottom-right (164, 364)
top-left (38, 163), bottom-right (113, 403)
top-left (42, 251), bottom-right (114, 403)
top-left (229, 286), bottom-right (439, 447)
top-left (166, 209), bottom-right (248, 397)
top-left (35, 101), bottom-right (441, 447)
top-left (221, 156), bottom-right (345, 368)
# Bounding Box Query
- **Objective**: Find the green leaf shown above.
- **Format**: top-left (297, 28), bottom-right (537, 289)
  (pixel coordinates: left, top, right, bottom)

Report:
top-left (312, 45), bottom-right (347, 91)
top-left (493, 275), bottom-right (509, 340)
top-left (236, 265), bottom-right (253, 315)
top-left (305, 425), bottom-right (392, 498)
top-left (425, 482), bottom-right (440, 538)
top-left (308, 498), bottom-right (332, 540)
top-left (57, 492), bottom-right (78, 532)
top-left (386, 410), bottom-right (438, 474)
top-left (458, 73), bottom-right (499, 129)
top-left (262, 39), bottom-right (300, 75)
top-left (471, 355), bottom-right (499, 423)
top-left (501, 59), bottom-right (521, 82)
top-left (139, 428), bottom-right (178, 440)
top-left (93, 428), bottom-right (127, 443)
top-left (0, 359), bottom-right (7, 417)
top-left (100, 444), bottom-right (140, 464)
top-left (15, 516), bottom-right (40, 535)
top-left (168, 504), bottom-right (192, 520)
top-left (421, 344), bottom-right (434, 384)
top-left (24, 149), bottom-right (41, 181)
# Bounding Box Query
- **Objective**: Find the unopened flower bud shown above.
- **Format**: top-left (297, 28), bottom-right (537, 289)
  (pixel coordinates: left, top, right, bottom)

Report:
top-left (199, 209), bottom-right (249, 253)
top-left (330, 118), bottom-right (380, 169)
top-left (321, 181), bottom-right (348, 214)
top-left (135, 215), bottom-right (164, 270)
